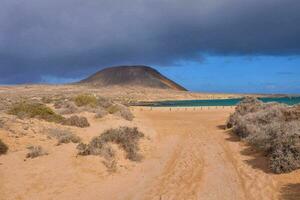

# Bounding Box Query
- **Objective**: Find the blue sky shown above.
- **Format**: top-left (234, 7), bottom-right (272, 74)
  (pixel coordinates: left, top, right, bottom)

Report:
top-left (156, 55), bottom-right (300, 94)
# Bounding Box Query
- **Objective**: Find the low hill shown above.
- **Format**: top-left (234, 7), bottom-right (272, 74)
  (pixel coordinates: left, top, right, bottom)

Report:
top-left (79, 65), bottom-right (187, 91)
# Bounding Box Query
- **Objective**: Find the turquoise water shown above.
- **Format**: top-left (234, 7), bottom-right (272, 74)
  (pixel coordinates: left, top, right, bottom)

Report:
top-left (152, 96), bottom-right (300, 107)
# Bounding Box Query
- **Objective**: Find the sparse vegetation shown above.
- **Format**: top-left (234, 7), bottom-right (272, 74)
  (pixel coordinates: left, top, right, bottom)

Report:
top-left (62, 115), bottom-right (90, 128)
top-left (73, 94), bottom-right (98, 107)
top-left (41, 96), bottom-right (53, 104)
top-left (227, 97), bottom-right (300, 173)
top-left (55, 101), bottom-right (78, 115)
top-left (26, 146), bottom-right (48, 158)
top-left (77, 126), bottom-right (144, 162)
top-left (8, 101), bottom-right (64, 123)
top-left (106, 104), bottom-right (134, 121)
top-left (95, 107), bottom-right (108, 118)
top-left (0, 139), bottom-right (8, 155)
top-left (47, 128), bottom-right (81, 145)
top-left (106, 104), bottom-right (120, 114)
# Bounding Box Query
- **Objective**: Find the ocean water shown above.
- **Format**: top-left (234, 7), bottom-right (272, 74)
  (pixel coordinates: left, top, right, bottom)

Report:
top-left (152, 96), bottom-right (300, 107)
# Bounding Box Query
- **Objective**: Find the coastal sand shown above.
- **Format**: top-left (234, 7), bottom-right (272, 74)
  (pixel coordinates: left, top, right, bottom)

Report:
top-left (1, 107), bottom-right (300, 200)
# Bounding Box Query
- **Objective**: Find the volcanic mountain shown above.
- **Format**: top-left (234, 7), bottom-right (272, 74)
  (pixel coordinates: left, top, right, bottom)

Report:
top-left (79, 65), bottom-right (187, 91)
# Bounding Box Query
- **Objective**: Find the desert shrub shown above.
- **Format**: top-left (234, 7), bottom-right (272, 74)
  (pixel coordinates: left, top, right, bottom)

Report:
top-left (102, 159), bottom-right (117, 172)
top-left (95, 107), bottom-right (108, 119)
top-left (26, 146), bottom-right (48, 158)
top-left (97, 97), bottom-right (113, 108)
top-left (62, 115), bottom-right (90, 128)
top-left (227, 97), bottom-right (263, 128)
top-left (77, 127), bottom-right (144, 161)
top-left (41, 96), bottom-right (52, 104)
top-left (228, 97), bottom-right (300, 173)
top-left (106, 105), bottom-right (120, 114)
top-left (47, 128), bottom-right (81, 145)
top-left (77, 140), bottom-right (117, 172)
top-left (56, 101), bottom-right (79, 115)
top-left (118, 105), bottom-right (134, 121)
top-left (283, 106), bottom-right (300, 121)
top-left (74, 94), bottom-right (98, 107)
top-left (106, 104), bottom-right (134, 121)
top-left (0, 139), bottom-right (8, 155)
top-left (8, 102), bottom-right (65, 123)
top-left (0, 119), bottom-right (4, 128)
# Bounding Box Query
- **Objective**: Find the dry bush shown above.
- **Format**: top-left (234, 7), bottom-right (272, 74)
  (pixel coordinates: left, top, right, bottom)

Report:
top-left (47, 128), bottom-right (81, 145)
top-left (227, 97), bottom-right (263, 128)
top-left (283, 106), bottom-right (300, 121)
top-left (106, 105), bottom-right (120, 114)
top-left (26, 146), bottom-right (48, 158)
top-left (8, 101), bottom-right (64, 123)
top-left (55, 101), bottom-right (78, 115)
top-left (0, 119), bottom-right (4, 128)
top-left (0, 139), bottom-right (8, 155)
top-left (118, 105), bottom-right (134, 121)
top-left (102, 159), bottom-right (117, 173)
top-left (77, 127), bottom-right (144, 161)
top-left (228, 97), bottom-right (300, 173)
top-left (106, 104), bottom-right (134, 121)
top-left (73, 94), bottom-right (98, 107)
top-left (77, 141), bottom-right (117, 172)
top-left (62, 115), bottom-right (90, 128)
top-left (94, 107), bottom-right (108, 119)
top-left (97, 97), bottom-right (113, 108)
top-left (41, 96), bottom-right (53, 104)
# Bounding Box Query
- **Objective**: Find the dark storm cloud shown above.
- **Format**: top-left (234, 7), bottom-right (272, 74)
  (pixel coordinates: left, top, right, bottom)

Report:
top-left (0, 0), bottom-right (300, 83)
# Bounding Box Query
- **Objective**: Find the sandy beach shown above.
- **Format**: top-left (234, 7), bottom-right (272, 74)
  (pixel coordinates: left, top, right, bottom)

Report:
top-left (1, 105), bottom-right (299, 200)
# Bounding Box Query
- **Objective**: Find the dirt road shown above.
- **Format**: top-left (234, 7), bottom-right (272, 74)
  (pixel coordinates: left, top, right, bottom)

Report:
top-left (132, 108), bottom-right (278, 200)
top-left (1, 108), bottom-right (299, 200)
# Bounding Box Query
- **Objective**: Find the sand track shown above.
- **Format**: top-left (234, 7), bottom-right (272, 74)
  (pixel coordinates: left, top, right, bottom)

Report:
top-left (133, 109), bottom-right (279, 200)
top-left (1, 108), bottom-right (299, 200)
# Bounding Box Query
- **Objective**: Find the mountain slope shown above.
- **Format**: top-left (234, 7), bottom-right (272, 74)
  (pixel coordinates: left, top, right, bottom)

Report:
top-left (79, 65), bottom-right (187, 91)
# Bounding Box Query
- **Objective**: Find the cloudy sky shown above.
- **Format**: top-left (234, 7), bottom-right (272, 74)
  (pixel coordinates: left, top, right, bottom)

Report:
top-left (0, 0), bottom-right (300, 93)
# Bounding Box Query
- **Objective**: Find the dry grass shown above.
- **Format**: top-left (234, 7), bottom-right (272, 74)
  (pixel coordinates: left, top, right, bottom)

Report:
top-left (106, 105), bottom-right (120, 114)
top-left (26, 146), bottom-right (48, 159)
top-left (228, 97), bottom-right (300, 173)
top-left (47, 128), bottom-right (81, 145)
top-left (73, 94), bottom-right (98, 107)
top-left (0, 139), bottom-right (8, 155)
top-left (77, 126), bottom-right (144, 161)
top-left (8, 101), bottom-right (64, 123)
top-left (62, 115), bottom-right (90, 128)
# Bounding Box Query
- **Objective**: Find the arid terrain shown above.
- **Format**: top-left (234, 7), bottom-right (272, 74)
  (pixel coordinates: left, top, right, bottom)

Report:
top-left (0, 85), bottom-right (299, 200)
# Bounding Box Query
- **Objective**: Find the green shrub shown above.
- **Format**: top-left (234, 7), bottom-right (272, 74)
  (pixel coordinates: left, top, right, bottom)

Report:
top-left (0, 139), bottom-right (8, 155)
top-left (73, 94), bottom-right (98, 107)
top-left (8, 102), bottom-right (64, 123)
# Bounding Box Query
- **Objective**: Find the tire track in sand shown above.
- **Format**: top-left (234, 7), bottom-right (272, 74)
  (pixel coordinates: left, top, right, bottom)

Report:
top-left (136, 110), bottom-right (277, 200)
